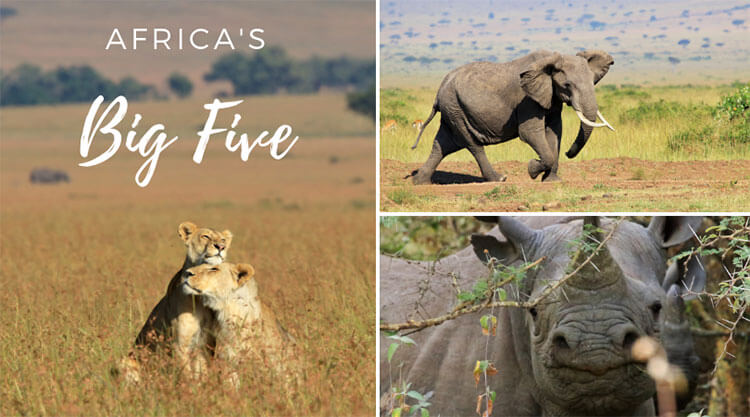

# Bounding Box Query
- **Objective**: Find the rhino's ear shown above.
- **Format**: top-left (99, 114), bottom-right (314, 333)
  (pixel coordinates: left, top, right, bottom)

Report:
top-left (662, 256), bottom-right (706, 299)
top-left (648, 216), bottom-right (702, 247)
top-left (470, 234), bottom-right (520, 264)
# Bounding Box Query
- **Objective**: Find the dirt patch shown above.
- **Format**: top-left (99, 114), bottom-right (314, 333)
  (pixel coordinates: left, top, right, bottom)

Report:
top-left (381, 158), bottom-right (750, 212)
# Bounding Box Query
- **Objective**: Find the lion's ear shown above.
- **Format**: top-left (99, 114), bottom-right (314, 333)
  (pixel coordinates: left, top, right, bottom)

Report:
top-left (178, 222), bottom-right (198, 243)
top-left (235, 263), bottom-right (255, 285)
top-left (222, 230), bottom-right (233, 247)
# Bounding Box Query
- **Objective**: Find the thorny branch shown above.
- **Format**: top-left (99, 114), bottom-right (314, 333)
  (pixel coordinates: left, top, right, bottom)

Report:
top-left (380, 217), bottom-right (625, 332)
top-left (679, 216), bottom-right (750, 372)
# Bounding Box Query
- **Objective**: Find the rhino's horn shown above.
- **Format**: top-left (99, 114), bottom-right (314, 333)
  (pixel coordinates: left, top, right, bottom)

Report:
top-left (567, 217), bottom-right (625, 290)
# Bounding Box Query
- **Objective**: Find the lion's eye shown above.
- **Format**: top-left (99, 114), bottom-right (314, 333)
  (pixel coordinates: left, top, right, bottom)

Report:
top-left (201, 235), bottom-right (209, 240)
top-left (211, 267), bottom-right (219, 271)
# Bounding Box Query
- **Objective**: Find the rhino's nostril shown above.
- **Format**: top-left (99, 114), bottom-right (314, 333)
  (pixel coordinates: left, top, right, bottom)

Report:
top-left (553, 335), bottom-right (570, 350)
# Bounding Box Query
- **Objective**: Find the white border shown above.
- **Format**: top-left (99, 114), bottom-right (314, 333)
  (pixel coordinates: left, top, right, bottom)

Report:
top-left (374, 0), bottom-right (381, 413)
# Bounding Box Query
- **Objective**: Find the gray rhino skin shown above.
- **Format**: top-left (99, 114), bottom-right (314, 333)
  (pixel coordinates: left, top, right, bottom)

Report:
top-left (411, 50), bottom-right (613, 184)
top-left (380, 216), bottom-right (704, 416)
top-left (30, 168), bottom-right (70, 184)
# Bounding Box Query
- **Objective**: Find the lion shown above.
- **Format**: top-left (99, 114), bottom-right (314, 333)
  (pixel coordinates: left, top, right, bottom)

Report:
top-left (182, 262), bottom-right (300, 389)
top-left (118, 221), bottom-right (232, 383)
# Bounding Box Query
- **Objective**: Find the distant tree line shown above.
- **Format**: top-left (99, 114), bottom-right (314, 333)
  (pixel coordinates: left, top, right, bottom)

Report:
top-left (0, 64), bottom-right (157, 106)
top-left (204, 46), bottom-right (374, 95)
top-left (0, 45), bottom-right (374, 112)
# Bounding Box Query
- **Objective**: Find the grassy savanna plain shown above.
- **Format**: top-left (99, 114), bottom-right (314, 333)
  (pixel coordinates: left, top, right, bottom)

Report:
top-left (380, 84), bottom-right (750, 212)
top-left (0, 94), bottom-right (375, 415)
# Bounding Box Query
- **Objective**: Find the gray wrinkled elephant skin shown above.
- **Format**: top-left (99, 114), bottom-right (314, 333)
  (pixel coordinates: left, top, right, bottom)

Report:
top-left (380, 216), bottom-right (704, 416)
top-left (411, 50), bottom-right (614, 184)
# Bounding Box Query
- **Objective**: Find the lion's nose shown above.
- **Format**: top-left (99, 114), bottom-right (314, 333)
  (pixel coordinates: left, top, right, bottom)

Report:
top-left (214, 243), bottom-right (225, 251)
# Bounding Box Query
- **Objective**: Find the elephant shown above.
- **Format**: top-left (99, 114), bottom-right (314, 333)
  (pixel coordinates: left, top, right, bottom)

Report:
top-left (410, 50), bottom-right (615, 184)
top-left (380, 216), bottom-right (704, 416)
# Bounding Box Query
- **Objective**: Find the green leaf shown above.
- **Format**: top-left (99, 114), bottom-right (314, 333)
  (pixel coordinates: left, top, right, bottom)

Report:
top-left (406, 390), bottom-right (425, 402)
top-left (387, 343), bottom-right (399, 363)
top-left (480, 315), bottom-right (489, 330)
top-left (393, 407), bottom-right (402, 417)
top-left (389, 334), bottom-right (416, 346)
top-left (496, 287), bottom-right (507, 301)
top-left (490, 390), bottom-right (496, 402)
top-left (421, 408), bottom-right (429, 417)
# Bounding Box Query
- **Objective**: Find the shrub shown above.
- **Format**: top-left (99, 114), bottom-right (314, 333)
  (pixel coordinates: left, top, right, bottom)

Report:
top-left (347, 83), bottom-right (375, 120)
top-left (167, 72), bottom-right (193, 98)
top-left (714, 83), bottom-right (750, 121)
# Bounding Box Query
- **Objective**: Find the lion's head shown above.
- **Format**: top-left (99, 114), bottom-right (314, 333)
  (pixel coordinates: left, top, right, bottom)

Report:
top-left (178, 221), bottom-right (233, 266)
top-left (182, 262), bottom-right (257, 310)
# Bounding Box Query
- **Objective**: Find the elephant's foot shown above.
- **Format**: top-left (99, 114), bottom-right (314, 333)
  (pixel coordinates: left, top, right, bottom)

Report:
top-left (528, 159), bottom-right (547, 180)
top-left (541, 173), bottom-right (561, 182)
top-left (411, 171), bottom-right (434, 185)
top-left (484, 172), bottom-right (507, 183)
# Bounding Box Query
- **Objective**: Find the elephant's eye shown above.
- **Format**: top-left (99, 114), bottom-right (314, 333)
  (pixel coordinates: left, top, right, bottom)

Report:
top-left (529, 307), bottom-right (538, 320)
top-left (564, 81), bottom-right (572, 89)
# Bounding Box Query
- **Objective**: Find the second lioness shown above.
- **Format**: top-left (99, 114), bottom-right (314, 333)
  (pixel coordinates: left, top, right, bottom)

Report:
top-left (182, 262), bottom-right (299, 388)
top-left (133, 221), bottom-right (232, 378)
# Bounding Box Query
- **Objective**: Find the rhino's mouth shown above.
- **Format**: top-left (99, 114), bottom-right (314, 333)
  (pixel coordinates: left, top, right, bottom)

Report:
top-left (542, 361), bottom-right (654, 412)
top-left (556, 361), bottom-right (643, 379)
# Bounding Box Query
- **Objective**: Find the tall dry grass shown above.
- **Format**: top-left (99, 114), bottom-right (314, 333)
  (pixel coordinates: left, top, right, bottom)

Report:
top-left (0, 93), bottom-right (375, 415)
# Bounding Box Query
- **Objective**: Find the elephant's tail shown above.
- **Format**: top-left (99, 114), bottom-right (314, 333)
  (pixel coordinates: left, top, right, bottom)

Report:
top-left (410, 105), bottom-right (438, 150)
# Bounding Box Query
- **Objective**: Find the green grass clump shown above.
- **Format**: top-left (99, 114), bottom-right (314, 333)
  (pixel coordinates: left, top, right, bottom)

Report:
top-left (668, 83), bottom-right (750, 151)
top-left (483, 185), bottom-right (518, 201)
top-left (619, 100), bottom-right (710, 124)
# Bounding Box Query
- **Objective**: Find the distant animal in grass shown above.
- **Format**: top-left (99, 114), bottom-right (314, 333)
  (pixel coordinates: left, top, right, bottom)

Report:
top-left (30, 168), bottom-right (70, 184)
top-left (381, 119), bottom-right (397, 134)
top-left (411, 119), bottom-right (424, 130)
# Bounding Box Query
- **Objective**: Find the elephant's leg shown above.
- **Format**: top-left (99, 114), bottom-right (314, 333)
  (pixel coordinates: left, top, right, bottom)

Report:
top-left (412, 124), bottom-right (460, 185)
top-left (519, 118), bottom-right (556, 181)
top-left (467, 145), bottom-right (506, 182)
top-left (542, 111), bottom-right (563, 182)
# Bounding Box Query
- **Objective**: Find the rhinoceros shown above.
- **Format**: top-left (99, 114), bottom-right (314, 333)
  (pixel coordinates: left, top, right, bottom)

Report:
top-left (380, 216), bottom-right (704, 416)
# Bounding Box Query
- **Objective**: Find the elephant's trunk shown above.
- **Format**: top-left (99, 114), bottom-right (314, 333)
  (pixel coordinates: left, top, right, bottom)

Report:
top-left (566, 99), bottom-right (599, 159)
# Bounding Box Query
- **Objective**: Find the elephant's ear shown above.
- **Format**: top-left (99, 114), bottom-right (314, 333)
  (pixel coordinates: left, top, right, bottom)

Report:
top-left (519, 53), bottom-right (562, 109)
top-left (576, 50), bottom-right (614, 84)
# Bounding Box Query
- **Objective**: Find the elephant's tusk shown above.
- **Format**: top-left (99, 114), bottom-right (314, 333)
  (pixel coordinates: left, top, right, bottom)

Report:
top-left (575, 110), bottom-right (607, 128)
top-left (596, 110), bottom-right (616, 131)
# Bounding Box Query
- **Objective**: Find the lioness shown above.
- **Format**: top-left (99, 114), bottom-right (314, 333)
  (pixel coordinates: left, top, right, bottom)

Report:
top-left (182, 262), bottom-right (299, 388)
top-left (120, 221), bottom-right (232, 383)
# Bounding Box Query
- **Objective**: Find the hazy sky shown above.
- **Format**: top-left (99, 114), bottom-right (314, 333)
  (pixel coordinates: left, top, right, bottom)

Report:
top-left (381, 0), bottom-right (749, 86)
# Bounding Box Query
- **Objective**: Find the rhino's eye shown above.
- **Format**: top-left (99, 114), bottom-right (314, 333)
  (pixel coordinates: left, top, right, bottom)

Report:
top-left (649, 302), bottom-right (662, 320)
